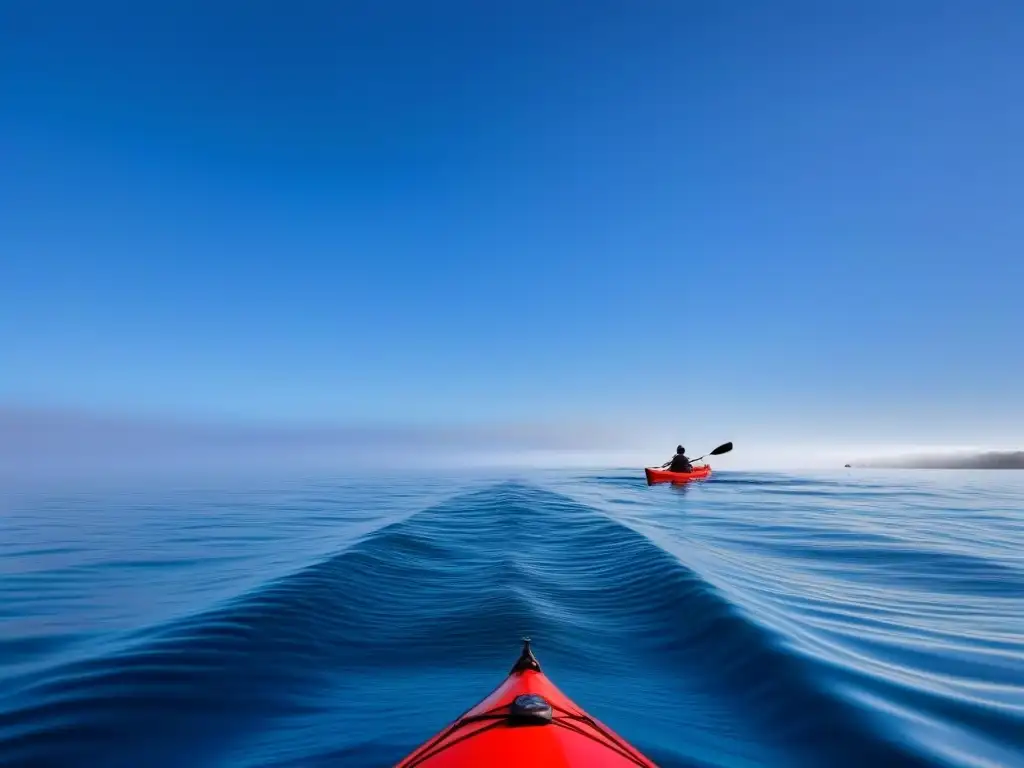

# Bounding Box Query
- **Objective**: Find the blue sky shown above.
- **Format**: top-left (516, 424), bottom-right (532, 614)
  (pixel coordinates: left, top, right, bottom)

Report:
top-left (2, 1), bottom-right (1023, 463)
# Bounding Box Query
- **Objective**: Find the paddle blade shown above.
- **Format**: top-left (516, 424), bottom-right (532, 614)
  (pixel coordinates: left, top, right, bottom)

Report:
top-left (709, 442), bottom-right (733, 456)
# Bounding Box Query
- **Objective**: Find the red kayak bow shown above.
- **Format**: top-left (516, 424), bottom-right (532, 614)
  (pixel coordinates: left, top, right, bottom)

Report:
top-left (396, 639), bottom-right (657, 767)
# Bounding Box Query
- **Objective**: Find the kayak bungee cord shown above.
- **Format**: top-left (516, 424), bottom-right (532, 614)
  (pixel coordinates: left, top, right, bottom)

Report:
top-left (399, 701), bottom-right (656, 768)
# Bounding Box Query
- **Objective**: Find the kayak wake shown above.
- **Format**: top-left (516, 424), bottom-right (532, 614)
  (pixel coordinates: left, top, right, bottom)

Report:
top-left (1, 477), bottom-right (1018, 767)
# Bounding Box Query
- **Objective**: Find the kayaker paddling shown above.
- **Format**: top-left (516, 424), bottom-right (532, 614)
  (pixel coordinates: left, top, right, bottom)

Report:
top-left (644, 442), bottom-right (733, 484)
top-left (661, 445), bottom-right (694, 473)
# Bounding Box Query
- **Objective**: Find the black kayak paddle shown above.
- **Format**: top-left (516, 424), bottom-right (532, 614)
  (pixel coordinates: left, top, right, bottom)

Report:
top-left (661, 442), bottom-right (733, 468)
top-left (690, 442), bottom-right (733, 464)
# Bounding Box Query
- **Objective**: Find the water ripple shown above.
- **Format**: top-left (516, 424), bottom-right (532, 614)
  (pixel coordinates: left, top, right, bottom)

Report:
top-left (1, 471), bottom-right (1022, 767)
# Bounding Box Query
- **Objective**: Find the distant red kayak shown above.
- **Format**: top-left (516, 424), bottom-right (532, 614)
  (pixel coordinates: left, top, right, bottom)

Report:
top-left (644, 465), bottom-right (712, 484)
top-left (396, 639), bottom-right (657, 767)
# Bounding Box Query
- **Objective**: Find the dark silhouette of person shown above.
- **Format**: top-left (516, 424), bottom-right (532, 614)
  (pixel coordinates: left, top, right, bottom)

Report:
top-left (662, 445), bottom-right (693, 473)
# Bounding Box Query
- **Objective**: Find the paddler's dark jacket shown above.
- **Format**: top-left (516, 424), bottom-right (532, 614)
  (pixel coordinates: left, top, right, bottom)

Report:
top-left (667, 453), bottom-right (693, 472)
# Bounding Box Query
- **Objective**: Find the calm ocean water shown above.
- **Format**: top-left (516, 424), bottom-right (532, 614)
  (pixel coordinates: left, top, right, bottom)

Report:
top-left (1, 469), bottom-right (1022, 767)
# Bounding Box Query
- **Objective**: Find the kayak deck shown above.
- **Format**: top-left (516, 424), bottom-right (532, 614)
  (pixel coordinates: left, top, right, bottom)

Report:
top-left (644, 464), bottom-right (712, 484)
top-left (396, 640), bottom-right (656, 767)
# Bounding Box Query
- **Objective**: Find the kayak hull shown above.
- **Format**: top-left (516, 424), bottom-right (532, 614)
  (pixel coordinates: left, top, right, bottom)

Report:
top-left (396, 640), bottom-right (656, 767)
top-left (644, 465), bottom-right (711, 485)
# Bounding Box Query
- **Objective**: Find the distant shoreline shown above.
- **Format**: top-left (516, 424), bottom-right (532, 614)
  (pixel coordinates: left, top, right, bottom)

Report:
top-left (851, 451), bottom-right (1024, 470)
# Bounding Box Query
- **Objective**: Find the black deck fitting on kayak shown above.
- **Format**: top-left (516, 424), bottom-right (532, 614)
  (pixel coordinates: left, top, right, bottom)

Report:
top-left (510, 637), bottom-right (542, 674)
top-left (508, 693), bottom-right (553, 726)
